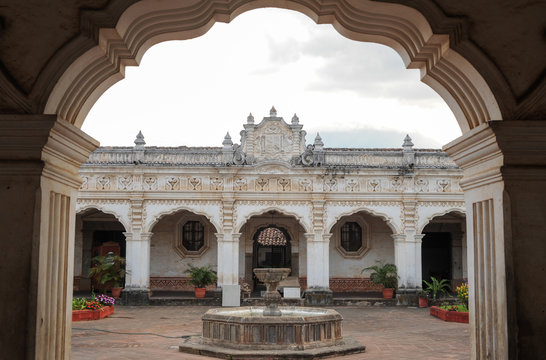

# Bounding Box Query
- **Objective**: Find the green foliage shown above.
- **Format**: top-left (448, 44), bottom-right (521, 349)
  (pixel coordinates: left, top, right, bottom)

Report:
top-left (88, 252), bottom-right (126, 289)
top-left (184, 264), bottom-right (217, 288)
top-left (423, 277), bottom-right (451, 300)
top-left (72, 297), bottom-right (87, 310)
top-left (362, 262), bottom-right (398, 289)
top-left (440, 303), bottom-right (468, 312)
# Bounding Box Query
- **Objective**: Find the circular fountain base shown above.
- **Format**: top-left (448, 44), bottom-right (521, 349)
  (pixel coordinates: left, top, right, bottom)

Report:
top-left (202, 306), bottom-right (343, 350)
top-left (178, 306), bottom-right (366, 358)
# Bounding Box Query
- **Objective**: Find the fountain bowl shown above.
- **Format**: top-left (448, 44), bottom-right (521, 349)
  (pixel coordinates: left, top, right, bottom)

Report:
top-left (201, 306), bottom-right (343, 350)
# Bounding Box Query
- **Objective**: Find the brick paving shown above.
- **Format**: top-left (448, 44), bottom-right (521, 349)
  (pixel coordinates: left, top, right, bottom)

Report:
top-left (71, 305), bottom-right (469, 360)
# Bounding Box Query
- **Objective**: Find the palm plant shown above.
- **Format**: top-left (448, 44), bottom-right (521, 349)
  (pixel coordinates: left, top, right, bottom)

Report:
top-left (185, 264), bottom-right (217, 288)
top-left (88, 252), bottom-right (126, 289)
top-left (362, 262), bottom-right (398, 289)
top-left (423, 276), bottom-right (450, 300)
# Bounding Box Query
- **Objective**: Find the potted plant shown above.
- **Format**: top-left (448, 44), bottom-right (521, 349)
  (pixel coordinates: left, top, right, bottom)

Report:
top-left (88, 252), bottom-right (126, 298)
top-left (362, 262), bottom-right (398, 299)
top-left (423, 276), bottom-right (450, 303)
top-left (185, 264), bottom-right (217, 298)
top-left (417, 290), bottom-right (429, 308)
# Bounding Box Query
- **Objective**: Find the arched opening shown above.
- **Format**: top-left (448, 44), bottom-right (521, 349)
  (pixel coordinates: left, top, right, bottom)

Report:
top-left (6, 1), bottom-right (535, 359)
top-left (421, 211), bottom-right (467, 289)
top-left (239, 210), bottom-right (305, 293)
top-left (330, 211), bottom-right (394, 294)
top-left (148, 210), bottom-right (218, 295)
top-left (74, 208), bottom-right (127, 294)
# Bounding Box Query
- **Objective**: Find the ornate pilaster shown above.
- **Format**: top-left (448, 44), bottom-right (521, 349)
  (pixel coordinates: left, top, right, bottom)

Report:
top-left (217, 198), bottom-right (240, 287)
top-left (0, 115), bottom-right (98, 360)
top-left (444, 120), bottom-right (546, 359)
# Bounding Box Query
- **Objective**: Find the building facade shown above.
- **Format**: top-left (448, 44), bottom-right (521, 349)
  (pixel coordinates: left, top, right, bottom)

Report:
top-left (74, 108), bottom-right (466, 303)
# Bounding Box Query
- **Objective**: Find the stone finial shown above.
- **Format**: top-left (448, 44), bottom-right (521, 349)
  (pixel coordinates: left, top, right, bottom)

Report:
top-left (403, 134), bottom-right (414, 149)
top-left (134, 131), bottom-right (145, 147)
top-left (247, 112), bottom-right (254, 124)
top-left (314, 133), bottom-right (324, 149)
top-left (291, 113), bottom-right (299, 124)
top-left (270, 106), bottom-right (277, 116)
top-left (222, 132), bottom-right (233, 147)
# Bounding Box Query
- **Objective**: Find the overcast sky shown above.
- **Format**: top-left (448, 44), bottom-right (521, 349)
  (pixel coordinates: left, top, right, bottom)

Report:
top-left (83, 8), bottom-right (461, 149)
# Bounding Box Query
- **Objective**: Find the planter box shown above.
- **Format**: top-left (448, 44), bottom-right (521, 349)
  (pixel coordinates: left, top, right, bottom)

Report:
top-left (72, 305), bottom-right (114, 321)
top-left (430, 306), bottom-right (468, 323)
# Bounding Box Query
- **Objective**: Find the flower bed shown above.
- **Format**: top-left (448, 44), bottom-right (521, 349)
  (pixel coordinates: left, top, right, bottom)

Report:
top-left (430, 306), bottom-right (469, 323)
top-left (72, 305), bottom-right (114, 321)
top-left (72, 294), bottom-right (116, 321)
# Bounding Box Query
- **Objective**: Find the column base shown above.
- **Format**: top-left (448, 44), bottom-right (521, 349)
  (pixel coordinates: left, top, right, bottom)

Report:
top-left (121, 289), bottom-right (150, 305)
top-left (395, 288), bottom-right (420, 306)
top-left (304, 287), bottom-right (333, 305)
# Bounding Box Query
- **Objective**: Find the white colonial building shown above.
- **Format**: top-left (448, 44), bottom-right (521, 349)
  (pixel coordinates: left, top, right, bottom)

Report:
top-left (74, 108), bottom-right (466, 304)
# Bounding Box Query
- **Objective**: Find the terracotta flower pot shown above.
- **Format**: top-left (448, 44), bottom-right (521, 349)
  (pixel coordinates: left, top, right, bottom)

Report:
top-left (194, 287), bottom-right (206, 298)
top-left (382, 288), bottom-right (394, 299)
top-left (419, 296), bottom-right (429, 308)
top-left (111, 287), bottom-right (122, 298)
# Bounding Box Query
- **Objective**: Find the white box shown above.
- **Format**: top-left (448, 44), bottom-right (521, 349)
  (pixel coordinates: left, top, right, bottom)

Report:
top-left (222, 285), bottom-right (240, 307)
top-left (283, 287), bottom-right (301, 299)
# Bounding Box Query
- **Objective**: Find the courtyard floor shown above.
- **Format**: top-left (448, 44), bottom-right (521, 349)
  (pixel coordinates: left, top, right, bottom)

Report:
top-left (71, 305), bottom-right (469, 360)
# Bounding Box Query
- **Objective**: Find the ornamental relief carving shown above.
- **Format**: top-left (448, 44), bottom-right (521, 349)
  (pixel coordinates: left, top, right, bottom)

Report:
top-left (165, 176), bottom-right (180, 190)
top-left (210, 177), bottom-right (224, 191)
top-left (80, 176), bottom-right (88, 190)
top-left (324, 178), bottom-right (337, 191)
top-left (189, 177), bottom-right (201, 190)
top-left (96, 176), bottom-right (111, 190)
top-left (256, 178), bottom-right (268, 191)
top-left (143, 176), bottom-right (158, 190)
top-left (299, 179), bottom-right (312, 191)
top-left (367, 179), bottom-right (381, 192)
top-left (278, 178), bottom-right (290, 191)
top-left (234, 178), bottom-right (247, 191)
top-left (437, 179), bottom-right (450, 192)
top-left (345, 178), bottom-right (359, 192)
top-left (118, 175), bottom-right (133, 190)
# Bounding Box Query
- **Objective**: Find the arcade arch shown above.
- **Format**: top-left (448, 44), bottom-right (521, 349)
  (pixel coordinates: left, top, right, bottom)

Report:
top-left (239, 210), bottom-right (306, 292)
top-left (148, 209), bottom-right (219, 292)
top-left (74, 208), bottom-right (127, 292)
top-left (329, 211), bottom-right (394, 293)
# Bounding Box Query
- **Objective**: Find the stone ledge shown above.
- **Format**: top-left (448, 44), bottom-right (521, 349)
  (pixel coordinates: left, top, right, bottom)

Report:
top-left (179, 336), bottom-right (365, 359)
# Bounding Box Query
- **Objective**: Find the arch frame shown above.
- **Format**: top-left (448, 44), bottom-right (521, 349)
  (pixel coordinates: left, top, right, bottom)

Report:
top-left (234, 205), bottom-right (311, 234)
top-left (43, 0), bottom-right (502, 132)
top-left (417, 207), bottom-right (466, 234)
top-left (145, 203), bottom-right (222, 234)
top-left (75, 203), bottom-right (131, 232)
top-left (325, 205), bottom-right (401, 235)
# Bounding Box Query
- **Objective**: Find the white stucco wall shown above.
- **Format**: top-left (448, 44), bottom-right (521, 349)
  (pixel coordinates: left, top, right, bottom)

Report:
top-left (329, 213), bottom-right (394, 277)
top-left (150, 212), bottom-right (217, 277)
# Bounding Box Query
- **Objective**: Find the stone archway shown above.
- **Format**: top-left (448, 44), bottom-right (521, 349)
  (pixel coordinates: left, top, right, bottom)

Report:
top-left (2, 1), bottom-right (545, 359)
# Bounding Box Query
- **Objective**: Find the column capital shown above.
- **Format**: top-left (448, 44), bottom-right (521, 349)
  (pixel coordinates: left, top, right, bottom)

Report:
top-left (392, 233), bottom-right (425, 243)
top-left (0, 115), bottom-right (99, 184)
top-left (215, 232), bottom-right (241, 242)
top-left (444, 120), bottom-right (546, 189)
top-left (123, 232), bottom-right (153, 241)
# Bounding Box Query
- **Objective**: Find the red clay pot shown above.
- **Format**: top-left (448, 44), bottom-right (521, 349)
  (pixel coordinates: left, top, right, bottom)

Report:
top-left (419, 296), bottom-right (429, 308)
top-left (382, 288), bottom-right (394, 299)
top-left (111, 287), bottom-right (122, 298)
top-left (194, 287), bottom-right (206, 298)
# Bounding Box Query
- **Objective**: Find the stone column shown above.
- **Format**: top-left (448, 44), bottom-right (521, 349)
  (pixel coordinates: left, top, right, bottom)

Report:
top-left (444, 121), bottom-right (546, 359)
top-left (216, 232), bottom-right (241, 286)
top-left (392, 232), bottom-right (424, 305)
top-left (123, 232), bottom-right (152, 305)
top-left (304, 233), bottom-right (332, 304)
top-left (0, 115), bottom-right (98, 359)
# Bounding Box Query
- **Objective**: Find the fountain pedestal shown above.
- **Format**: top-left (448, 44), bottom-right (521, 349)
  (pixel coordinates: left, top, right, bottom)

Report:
top-left (253, 267), bottom-right (291, 316)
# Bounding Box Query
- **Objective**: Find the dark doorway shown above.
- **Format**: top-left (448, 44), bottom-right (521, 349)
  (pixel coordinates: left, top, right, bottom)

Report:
top-left (421, 232), bottom-right (451, 284)
top-left (252, 225), bottom-right (291, 289)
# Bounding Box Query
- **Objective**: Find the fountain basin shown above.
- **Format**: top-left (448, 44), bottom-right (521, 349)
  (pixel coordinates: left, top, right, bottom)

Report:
top-left (202, 306), bottom-right (343, 350)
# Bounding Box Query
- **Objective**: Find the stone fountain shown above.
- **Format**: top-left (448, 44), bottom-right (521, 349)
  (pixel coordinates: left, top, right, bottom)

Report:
top-left (179, 268), bottom-right (365, 358)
